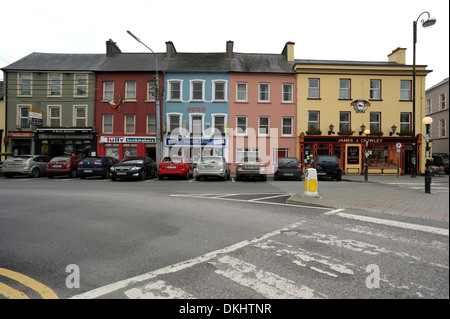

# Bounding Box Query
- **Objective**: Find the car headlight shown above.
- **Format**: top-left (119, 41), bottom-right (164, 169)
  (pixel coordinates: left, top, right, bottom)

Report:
top-left (110, 167), bottom-right (116, 171)
top-left (130, 166), bottom-right (140, 171)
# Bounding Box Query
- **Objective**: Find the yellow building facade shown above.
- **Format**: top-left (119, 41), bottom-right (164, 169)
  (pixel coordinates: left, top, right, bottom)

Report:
top-left (294, 47), bottom-right (431, 175)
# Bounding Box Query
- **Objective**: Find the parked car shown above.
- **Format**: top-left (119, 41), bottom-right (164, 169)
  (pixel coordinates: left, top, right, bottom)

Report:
top-left (111, 156), bottom-right (157, 181)
top-left (235, 157), bottom-right (267, 181)
top-left (194, 156), bottom-right (231, 181)
top-left (158, 156), bottom-right (193, 180)
top-left (432, 153), bottom-right (449, 174)
top-left (2, 155), bottom-right (51, 178)
top-left (313, 155), bottom-right (342, 181)
top-left (274, 157), bottom-right (303, 181)
top-left (78, 156), bottom-right (118, 179)
top-left (47, 155), bottom-right (80, 178)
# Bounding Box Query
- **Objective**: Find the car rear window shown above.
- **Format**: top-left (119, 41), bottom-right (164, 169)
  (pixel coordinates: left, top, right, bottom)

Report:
top-left (51, 157), bottom-right (69, 162)
top-left (278, 158), bottom-right (299, 165)
top-left (201, 157), bottom-right (221, 163)
top-left (83, 157), bottom-right (102, 162)
top-left (6, 156), bottom-right (32, 161)
top-left (162, 157), bottom-right (184, 163)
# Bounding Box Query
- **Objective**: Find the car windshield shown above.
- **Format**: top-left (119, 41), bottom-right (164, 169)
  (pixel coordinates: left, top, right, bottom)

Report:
top-left (51, 157), bottom-right (69, 162)
top-left (121, 159), bottom-right (143, 164)
top-left (162, 157), bottom-right (184, 163)
top-left (6, 156), bottom-right (32, 161)
top-left (200, 157), bottom-right (221, 163)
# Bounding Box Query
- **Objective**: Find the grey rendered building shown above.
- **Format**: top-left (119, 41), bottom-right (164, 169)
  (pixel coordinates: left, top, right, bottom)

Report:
top-left (426, 77), bottom-right (449, 154)
top-left (1, 53), bottom-right (105, 157)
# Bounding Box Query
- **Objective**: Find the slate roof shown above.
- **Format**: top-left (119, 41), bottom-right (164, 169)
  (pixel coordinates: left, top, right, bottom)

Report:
top-left (426, 77), bottom-right (449, 92)
top-left (1, 52), bottom-right (106, 72)
top-left (96, 53), bottom-right (165, 72)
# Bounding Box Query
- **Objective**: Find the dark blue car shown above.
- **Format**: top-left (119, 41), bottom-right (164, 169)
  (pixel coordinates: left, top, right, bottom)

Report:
top-left (78, 156), bottom-right (118, 179)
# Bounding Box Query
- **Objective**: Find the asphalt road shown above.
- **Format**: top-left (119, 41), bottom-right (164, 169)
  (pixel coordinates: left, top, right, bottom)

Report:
top-left (0, 175), bottom-right (448, 303)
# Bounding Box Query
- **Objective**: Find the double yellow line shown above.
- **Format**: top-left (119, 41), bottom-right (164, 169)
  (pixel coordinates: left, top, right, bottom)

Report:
top-left (0, 268), bottom-right (58, 299)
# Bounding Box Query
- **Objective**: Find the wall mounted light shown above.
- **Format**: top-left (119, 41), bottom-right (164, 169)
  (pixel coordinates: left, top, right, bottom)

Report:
top-left (328, 124), bottom-right (335, 135)
top-left (359, 124), bottom-right (366, 135)
top-left (390, 124), bottom-right (397, 136)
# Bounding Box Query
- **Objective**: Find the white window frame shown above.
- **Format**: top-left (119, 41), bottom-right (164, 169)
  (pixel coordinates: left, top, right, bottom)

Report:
top-left (18, 105), bottom-right (31, 129)
top-left (147, 114), bottom-right (156, 134)
top-left (168, 80), bottom-right (183, 101)
top-left (147, 81), bottom-right (156, 101)
top-left (258, 83), bottom-right (270, 102)
top-left (308, 78), bottom-right (320, 99)
top-left (189, 113), bottom-right (205, 135)
top-left (74, 105), bottom-right (87, 127)
top-left (258, 116), bottom-right (270, 136)
top-left (308, 111), bottom-right (320, 130)
top-left (440, 119), bottom-right (447, 137)
top-left (370, 79), bottom-right (381, 100)
top-left (339, 79), bottom-right (351, 99)
top-left (103, 114), bottom-right (113, 134)
top-left (211, 114), bottom-right (227, 136)
top-left (236, 116), bottom-right (248, 136)
top-left (74, 74), bottom-right (88, 97)
top-left (190, 79), bottom-right (205, 102)
top-left (400, 80), bottom-right (412, 101)
top-left (125, 81), bottom-right (137, 101)
top-left (370, 112), bottom-right (381, 132)
top-left (236, 82), bottom-right (248, 102)
top-left (48, 73), bottom-right (62, 97)
top-left (103, 81), bottom-right (114, 101)
top-left (281, 117), bottom-right (293, 136)
top-left (212, 80), bottom-right (227, 102)
top-left (400, 113), bottom-right (411, 133)
top-left (440, 93), bottom-right (447, 110)
top-left (18, 73), bottom-right (32, 97)
top-left (282, 83), bottom-right (293, 103)
top-left (167, 113), bottom-right (183, 135)
top-left (339, 111), bottom-right (351, 132)
top-left (124, 114), bottom-right (136, 134)
top-left (426, 99), bottom-right (432, 114)
top-left (48, 105), bottom-right (62, 127)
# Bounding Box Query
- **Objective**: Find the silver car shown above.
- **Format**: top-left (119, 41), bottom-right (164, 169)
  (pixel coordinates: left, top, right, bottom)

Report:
top-left (2, 155), bottom-right (51, 178)
top-left (235, 157), bottom-right (267, 181)
top-left (194, 156), bottom-right (231, 181)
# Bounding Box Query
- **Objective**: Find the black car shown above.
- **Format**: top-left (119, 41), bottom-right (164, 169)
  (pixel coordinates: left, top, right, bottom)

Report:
top-left (274, 157), bottom-right (303, 181)
top-left (78, 156), bottom-right (118, 179)
top-left (432, 153), bottom-right (449, 174)
top-left (110, 156), bottom-right (157, 181)
top-left (313, 155), bottom-right (342, 181)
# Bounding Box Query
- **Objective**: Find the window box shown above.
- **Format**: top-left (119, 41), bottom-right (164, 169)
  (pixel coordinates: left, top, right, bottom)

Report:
top-left (338, 129), bottom-right (354, 135)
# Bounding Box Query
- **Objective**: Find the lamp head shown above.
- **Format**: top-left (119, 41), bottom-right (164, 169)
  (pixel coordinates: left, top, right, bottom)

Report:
top-left (422, 116), bottom-right (433, 125)
top-left (422, 17), bottom-right (437, 28)
top-left (364, 129), bottom-right (371, 136)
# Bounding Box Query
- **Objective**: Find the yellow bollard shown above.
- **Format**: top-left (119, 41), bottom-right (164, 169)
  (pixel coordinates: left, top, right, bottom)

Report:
top-left (304, 168), bottom-right (319, 197)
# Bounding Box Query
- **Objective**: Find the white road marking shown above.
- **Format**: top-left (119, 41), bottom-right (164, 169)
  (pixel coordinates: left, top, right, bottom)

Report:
top-left (70, 221), bottom-right (304, 299)
top-left (248, 194), bottom-right (288, 201)
top-left (124, 280), bottom-right (195, 299)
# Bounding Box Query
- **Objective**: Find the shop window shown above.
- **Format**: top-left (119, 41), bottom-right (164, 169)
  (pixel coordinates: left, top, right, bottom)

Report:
top-left (367, 144), bottom-right (398, 167)
top-left (105, 144), bottom-right (120, 159)
top-left (124, 144), bottom-right (138, 157)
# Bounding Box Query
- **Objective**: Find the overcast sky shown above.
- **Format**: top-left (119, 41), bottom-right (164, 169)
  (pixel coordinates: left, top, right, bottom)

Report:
top-left (1, 0), bottom-right (448, 88)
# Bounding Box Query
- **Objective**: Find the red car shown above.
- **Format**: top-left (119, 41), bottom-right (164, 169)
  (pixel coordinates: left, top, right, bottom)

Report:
top-left (47, 155), bottom-right (80, 178)
top-left (158, 156), bottom-right (193, 180)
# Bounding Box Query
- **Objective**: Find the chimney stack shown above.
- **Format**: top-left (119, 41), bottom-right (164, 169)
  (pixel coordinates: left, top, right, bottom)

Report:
top-left (106, 39), bottom-right (121, 57)
top-left (388, 47), bottom-right (406, 64)
top-left (282, 42), bottom-right (295, 62)
top-left (226, 40), bottom-right (234, 59)
top-left (166, 41), bottom-right (177, 58)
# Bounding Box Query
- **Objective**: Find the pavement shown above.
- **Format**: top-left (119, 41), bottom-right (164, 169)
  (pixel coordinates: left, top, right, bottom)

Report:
top-left (287, 173), bottom-right (449, 223)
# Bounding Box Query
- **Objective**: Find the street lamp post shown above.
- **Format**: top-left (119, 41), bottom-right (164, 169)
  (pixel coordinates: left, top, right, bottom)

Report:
top-left (127, 30), bottom-right (162, 165)
top-left (411, 11), bottom-right (436, 178)
top-left (364, 129), bottom-right (371, 182)
top-left (423, 116), bottom-right (433, 193)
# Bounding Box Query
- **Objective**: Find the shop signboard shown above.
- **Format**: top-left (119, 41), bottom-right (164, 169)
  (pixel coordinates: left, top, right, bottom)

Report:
top-left (28, 109), bottom-right (43, 126)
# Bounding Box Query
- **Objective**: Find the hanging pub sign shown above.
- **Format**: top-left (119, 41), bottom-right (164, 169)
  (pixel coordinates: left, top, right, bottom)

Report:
top-left (351, 99), bottom-right (371, 113)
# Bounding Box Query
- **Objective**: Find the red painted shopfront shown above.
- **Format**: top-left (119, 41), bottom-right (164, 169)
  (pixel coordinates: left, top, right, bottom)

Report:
top-left (299, 133), bottom-right (421, 175)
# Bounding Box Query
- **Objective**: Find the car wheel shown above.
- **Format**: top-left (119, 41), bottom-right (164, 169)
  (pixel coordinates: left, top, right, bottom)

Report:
top-left (103, 170), bottom-right (111, 179)
top-left (139, 170), bottom-right (146, 181)
top-left (336, 174), bottom-right (342, 181)
top-left (31, 168), bottom-right (40, 178)
top-left (70, 170), bottom-right (77, 178)
top-left (184, 171), bottom-right (189, 180)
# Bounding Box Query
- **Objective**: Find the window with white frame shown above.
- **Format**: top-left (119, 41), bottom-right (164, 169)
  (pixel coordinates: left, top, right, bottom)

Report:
top-left (74, 105), bottom-right (87, 127)
top-left (258, 116), bottom-right (270, 135)
top-left (213, 80), bottom-right (227, 101)
top-left (125, 81), bottom-right (136, 100)
top-left (147, 114), bottom-right (156, 133)
top-left (370, 79), bottom-right (381, 100)
top-left (213, 115), bottom-right (226, 135)
top-left (147, 81), bottom-right (156, 101)
top-left (236, 82), bottom-right (247, 102)
top-left (339, 111), bottom-right (351, 132)
top-left (103, 82), bottom-right (114, 100)
top-left (440, 119), bottom-right (446, 137)
top-left (48, 105), bottom-right (61, 127)
top-left (18, 105), bottom-right (30, 128)
top-left (282, 83), bottom-right (293, 103)
top-left (339, 79), bottom-right (351, 99)
top-left (168, 114), bottom-right (181, 134)
top-left (400, 80), bottom-right (412, 100)
top-left (282, 117), bottom-right (293, 136)
top-left (236, 148), bottom-right (259, 163)
top-left (400, 113), bottom-right (411, 133)
top-left (48, 74), bottom-right (62, 96)
top-left (190, 80), bottom-right (204, 101)
top-left (426, 99), bottom-right (432, 114)
top-left (75, 74), bottom-right (88, 97)
top-left (19, 73), bottom-right (32, 96)
top-left (124, 114), bottom-right (135, 134)
top-left (258, 83), bottom-right (270, 102)
top-left (440, 93), bottom-right (446, 110)
top-left (236, 116), bottom-right (247, 135)
top-left (308, 111), bottom-right (319, 131)
top-left (370, 112), bottom-right (381, 132)
top-left (103, 114), bottom-right (113, 133)
top-left (168, 80), bottom-right (182, 101)
top-left (308, 79), bottom-right (320, 99)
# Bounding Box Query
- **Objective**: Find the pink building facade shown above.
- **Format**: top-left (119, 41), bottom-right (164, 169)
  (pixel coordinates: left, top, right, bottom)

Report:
top-left (229, 73), bottom-right (297, 173)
